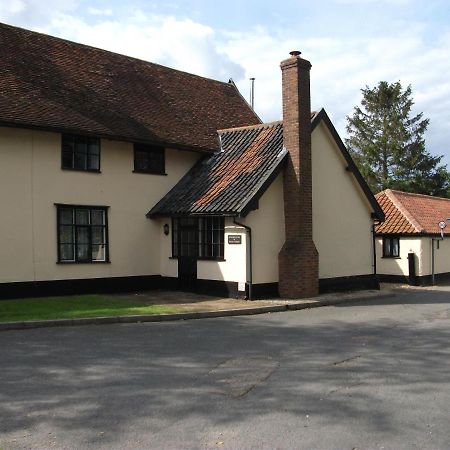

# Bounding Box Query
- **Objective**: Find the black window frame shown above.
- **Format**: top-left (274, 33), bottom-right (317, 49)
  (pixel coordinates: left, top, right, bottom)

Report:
top-left (61, 134), bottom-right (101, 172)
top-left (172, 217), bottom-right (225, 260)
top-left (133, 143), bottom-right (166, 175)
top-left (382, 236), bottom-right (400, 258)
top-left (56, 204), bottom-right (110, 264)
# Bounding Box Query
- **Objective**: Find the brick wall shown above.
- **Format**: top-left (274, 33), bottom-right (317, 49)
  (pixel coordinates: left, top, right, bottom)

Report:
top-left (278, 52), bottom-right (319, 298)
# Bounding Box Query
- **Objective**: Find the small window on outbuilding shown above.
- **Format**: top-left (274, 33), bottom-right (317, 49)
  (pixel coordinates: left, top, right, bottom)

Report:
top-left (61, 134), bottom-right (100, 171)
top-left (133, 144), bottom-right (165, 174)
top-left (383, 236), bottom-right (400, 258)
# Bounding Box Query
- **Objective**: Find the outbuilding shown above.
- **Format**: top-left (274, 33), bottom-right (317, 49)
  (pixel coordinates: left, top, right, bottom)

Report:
top-left (376, 189), bottom-right (450, 285)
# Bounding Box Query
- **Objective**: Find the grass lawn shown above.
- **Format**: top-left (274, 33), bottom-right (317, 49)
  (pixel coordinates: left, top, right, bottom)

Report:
top-left (0, 295), bottom-right (181, 322)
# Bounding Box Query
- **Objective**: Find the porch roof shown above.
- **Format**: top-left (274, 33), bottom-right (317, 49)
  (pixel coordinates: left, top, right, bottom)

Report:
top-left (147, 121), bottom-right (286, 217)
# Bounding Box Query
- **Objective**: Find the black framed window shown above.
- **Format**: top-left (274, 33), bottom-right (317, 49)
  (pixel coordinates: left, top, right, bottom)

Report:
top-left (198, 217), bottom-right (224, 259)
top-left (134, 144), bottom-right (165, 174)
top-left (62, 134), bottom-right (100, 171)
top-left (383, 236), bottom-right (400, 258)
top-left (172, 217), bottom-right (224, 260)
top-left (57, 205), bottom-right (109, 263)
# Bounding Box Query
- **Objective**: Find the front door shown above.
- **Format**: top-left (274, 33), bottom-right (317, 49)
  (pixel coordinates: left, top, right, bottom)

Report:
top-left (177, 222), bottom-right (198, 291)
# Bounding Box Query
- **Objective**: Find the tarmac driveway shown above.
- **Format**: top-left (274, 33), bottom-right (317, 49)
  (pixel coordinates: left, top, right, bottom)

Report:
top-left (2, 287), bottom-right (450, 449)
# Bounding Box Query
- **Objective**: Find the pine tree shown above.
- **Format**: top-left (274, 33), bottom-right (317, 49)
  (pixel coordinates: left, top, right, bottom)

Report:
top-left (346, 81), bottom-right (449, 197)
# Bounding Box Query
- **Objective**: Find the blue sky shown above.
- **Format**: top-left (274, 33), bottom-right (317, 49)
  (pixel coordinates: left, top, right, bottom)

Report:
top-left (1, 0), bottom-right (450, 163)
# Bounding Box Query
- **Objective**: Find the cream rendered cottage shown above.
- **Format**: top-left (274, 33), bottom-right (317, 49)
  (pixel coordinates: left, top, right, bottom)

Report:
top-left (376, 189), bottom-right (450, 285)
top-left (0, 23), bottom-right (384, 300)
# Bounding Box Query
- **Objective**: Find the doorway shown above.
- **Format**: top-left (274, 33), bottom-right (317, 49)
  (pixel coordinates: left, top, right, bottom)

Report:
top-left (177, 219), bottom-right (198, 291)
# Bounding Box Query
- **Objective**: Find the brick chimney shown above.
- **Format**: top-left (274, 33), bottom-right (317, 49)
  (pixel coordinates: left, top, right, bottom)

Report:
top-left (278, 51), bottom-right (319, 298)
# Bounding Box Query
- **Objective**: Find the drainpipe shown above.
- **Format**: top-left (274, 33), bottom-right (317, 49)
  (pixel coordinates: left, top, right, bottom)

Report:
top-left (431, 239), bottom-right (435, 285)
top-left (372, 223), bottom-right (378, 276)
top-left (233, 218), bottom-right (252, 300)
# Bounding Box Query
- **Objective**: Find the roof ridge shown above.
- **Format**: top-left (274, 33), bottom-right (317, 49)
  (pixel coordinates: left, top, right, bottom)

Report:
top-left (218, 121), bottom-right (283, 134)
top-left (385, 189), bottom-right (424, 233)
top-left (389, 189), bottom-right (450, 202)
top-left (0, 21), bottom-right (235, 88)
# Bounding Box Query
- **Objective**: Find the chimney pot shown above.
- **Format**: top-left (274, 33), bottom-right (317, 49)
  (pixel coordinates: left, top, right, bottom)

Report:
top-left (289, 50), bottom-right (301, 57)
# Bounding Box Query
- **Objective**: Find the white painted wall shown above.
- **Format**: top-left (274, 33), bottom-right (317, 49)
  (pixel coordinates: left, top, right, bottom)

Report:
top-left (377, 236), bottom-right (450, 278)
top-left (312, 122), bottom-right (374, 279)
top-left (0, 127), bottom-right (199, 283)
top-left (375, 237), bottom-right (423, 276)
top-left (245, 173), bottom-right (285, 284)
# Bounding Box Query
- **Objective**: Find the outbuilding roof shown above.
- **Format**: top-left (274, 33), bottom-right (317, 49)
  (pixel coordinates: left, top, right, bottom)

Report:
top-left (0, 22), bottom-right (260, 153)
top-left (148, 121), bottom-right (286, 217)
top-left (375, 189), bottom-right (450, 235)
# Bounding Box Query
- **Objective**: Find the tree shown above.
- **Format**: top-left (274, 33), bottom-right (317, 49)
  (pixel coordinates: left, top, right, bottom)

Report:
top-left (346, 81), bottom-right (450, 197)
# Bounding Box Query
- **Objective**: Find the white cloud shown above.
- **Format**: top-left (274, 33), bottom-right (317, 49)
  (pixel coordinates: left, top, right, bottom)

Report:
top-left (31, 11), bottom-right (245, 82)
top-left (87, 7), bottom-right (113, 16)
top-left (0, 0), bottom-right (77, 26)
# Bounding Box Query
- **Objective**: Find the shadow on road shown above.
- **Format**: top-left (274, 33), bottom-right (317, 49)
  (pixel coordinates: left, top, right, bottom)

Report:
top-left (1, 294), bottom-right (450, 446)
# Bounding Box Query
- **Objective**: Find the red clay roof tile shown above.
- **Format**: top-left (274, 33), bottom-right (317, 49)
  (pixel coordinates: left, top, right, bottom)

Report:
top-left (375, 189), bottom-right (450, 235)
top-left (0, 22), bottom-right (260, 152)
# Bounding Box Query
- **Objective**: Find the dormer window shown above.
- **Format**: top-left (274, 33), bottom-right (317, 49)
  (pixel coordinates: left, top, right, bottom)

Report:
top-left (62, 134), bottom-right (100, 171)
top-left (133, 143), bottom-right (165, 175)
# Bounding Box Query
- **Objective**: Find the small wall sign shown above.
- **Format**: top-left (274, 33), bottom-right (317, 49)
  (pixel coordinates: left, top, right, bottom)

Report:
top-left (228, 234), bottom-right (242, 244)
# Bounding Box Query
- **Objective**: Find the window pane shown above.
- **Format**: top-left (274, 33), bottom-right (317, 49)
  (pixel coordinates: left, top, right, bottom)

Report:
top-left (88, 154), bottom-right (99, 170)
top-left (59, 208), bottom-right (73, 225)
top-left (60, 244), bottom-right (74, 261)
top-left (76, 209), bottom-right (89, 225)
top-left (88, 139), bottom-right (99, 156)
top-left (91, 226), bottom-right (105, 244)
top-left (92, 244), bottom-right (105, 261)
top-left (392, 238), bottom-right (399, 257)
top-left (383, 238), bottom-right (391, 256)
top-left (59, 225), bottom-right (74, 244)
top-left (77, 244), bottom-right (90, 262)
top-left (91, 210), bottom-right (105, 225)
top-left (74, 151), bottom-right (87, 170)
top-left (77, 227), bottom-right (89, 244)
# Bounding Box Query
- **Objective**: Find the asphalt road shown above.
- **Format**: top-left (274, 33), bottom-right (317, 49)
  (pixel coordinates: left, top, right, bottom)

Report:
top-left (2, 288), bottom-right (450, 449)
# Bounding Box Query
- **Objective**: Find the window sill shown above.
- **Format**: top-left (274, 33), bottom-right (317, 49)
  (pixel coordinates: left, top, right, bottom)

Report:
top-left (133, 170), bottom-right (167, 176)
top-left (381, 256), bottom-right (401, 259)
top-left (61, 167), bottom-right (101, 173)
top-left (57, 260), bottom-right (111, 264)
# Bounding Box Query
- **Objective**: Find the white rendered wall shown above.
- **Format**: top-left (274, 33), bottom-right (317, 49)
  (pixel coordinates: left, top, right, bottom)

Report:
top-left (312, 122), bottom-right (375, 279)
top-left (0, 127), bottom-right (199, 283)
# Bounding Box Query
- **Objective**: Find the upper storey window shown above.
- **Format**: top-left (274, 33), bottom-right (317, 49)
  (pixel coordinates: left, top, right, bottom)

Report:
top-left (133, 144), bottom-right (165, 175)
top-left (62, 134), bottom-right (100, 172)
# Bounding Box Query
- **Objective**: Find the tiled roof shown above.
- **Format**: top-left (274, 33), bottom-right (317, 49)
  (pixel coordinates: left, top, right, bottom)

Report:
top-left (0, 22), bottom-right (260, 152)
top-left (375, 189), bottom-right (450, 235)
top-left (147, 121), bottom-right (286, 217)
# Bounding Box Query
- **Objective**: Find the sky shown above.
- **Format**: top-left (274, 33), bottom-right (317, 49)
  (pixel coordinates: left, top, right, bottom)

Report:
top-left (1, 0), bottom-right (450, 163)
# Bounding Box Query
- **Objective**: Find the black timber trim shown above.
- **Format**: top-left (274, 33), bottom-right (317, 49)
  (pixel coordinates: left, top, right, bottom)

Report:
top-left (239, 149), bottom-right (288, 217)
top-left (251, 282), bottom-right (279, 299)
top-left (161, 277), bottom-right (278, 300)
top-left (311, 108), bottom-right (385, 222)
top-left (376, 232), bottom-right (450, 238)
top-left (0, 121), bottom-right (215, 155)
top-left (0, 275), bottom-right (161, 300)
top-left (379, 272), bottom-right (450, 286)
top-left (319, 274), bottom-right (380, 294)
